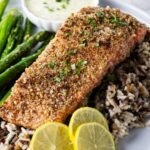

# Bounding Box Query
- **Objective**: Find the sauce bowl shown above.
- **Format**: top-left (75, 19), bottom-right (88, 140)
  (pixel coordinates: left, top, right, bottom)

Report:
top-left (21, 0), bottom-right (99, 32)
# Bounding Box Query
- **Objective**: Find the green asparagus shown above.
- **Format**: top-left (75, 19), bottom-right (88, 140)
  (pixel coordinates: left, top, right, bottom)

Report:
top-left (0, 9), bottom-right (19, 55)
top-left (0, 89), bottom-right (11, 106)
top-left (0, 31), bottom-right (49, 73)
top-left (15, 26), bottom-right (24, 45)
top-left (36, 32), bottom-right (55, 50)
top-left (0, 0), bottom-right (9, 20)
top-left (0, 44), bottom-right (46, 88)
top-left (23, 18), bottom-right (35, 41)
top-left (0, 34), bottom-right (54, 102)
top-left (0, 87), bottom-right (7, 99)
top-left (14, 14), bottom-right (24, 46)
top-left (0, 14), bottom-right (24, 59)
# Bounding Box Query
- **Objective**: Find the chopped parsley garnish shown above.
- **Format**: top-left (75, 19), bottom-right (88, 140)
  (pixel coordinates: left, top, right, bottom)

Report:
top-left (78, 60), bottom-right (88, 67)
top-left (48, 61), bottom-right (56, 69)
top-left (59, 69), bottom-right (68, 77)
top-left (87, 17), bottom-right (97, 28)
top-left (84, 31), bottom-right (91, 37)
top-left (44, 0), bottom-right (70, 12)
top-left (43, 2), bottom-right (54, 12)
top-left (80, 39), bottom-right (87, 47)
top-left (94, 42), bottom-right (100, 48)
top-left (74, 60), bottom-right (88, 75)
top-left (43, 2), bottom-right (48, 4)
top-left (54, 76), bottom-right (61, 82)
top-left (64, 57), bottom-right (70, 66)
top-left (44, 5), bottom-right (54, 12)
top-left (96, 12), bottom-right (104, 22)
top-left (65, 32), bottom-right (71, 37)
top-left (53, 59), bottom-right (88, 82)
top-left (48, 8), bottom-right (54, 12)
top-left (52, 47), bottom-right (88, 82)
top-left (61, 4), bottom-right (67, 9)
top-left (68, 49), bottom-right (77, 56)
top-left (96, 12), bottom-right (104, 18)
top-left (54, 68), bottom-right (69, 83)
top-left (71, 64), bottom-right (76, 70)
top-left (56, 0), bottom-right (70, 4)
top-left (111, 14), bottom-right (129, 26)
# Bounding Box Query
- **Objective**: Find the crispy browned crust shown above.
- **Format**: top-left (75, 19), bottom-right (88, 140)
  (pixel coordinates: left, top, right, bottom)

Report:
top-left (0, 7), bottom-right (147, 129)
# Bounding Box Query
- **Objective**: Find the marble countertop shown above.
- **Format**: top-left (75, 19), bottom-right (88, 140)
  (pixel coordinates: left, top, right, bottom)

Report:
top-left (124, 0), bottom-right (150, 14)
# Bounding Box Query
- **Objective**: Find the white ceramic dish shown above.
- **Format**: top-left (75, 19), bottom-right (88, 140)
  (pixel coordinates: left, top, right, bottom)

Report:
top-left (5, 0), bottom-right (150, 150)
top-left (21, 0), bottom-right (99, 32)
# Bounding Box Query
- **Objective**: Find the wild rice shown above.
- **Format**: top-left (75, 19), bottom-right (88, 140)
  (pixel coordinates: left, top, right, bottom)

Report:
top-left (90, 31), bottom-right (150, 140)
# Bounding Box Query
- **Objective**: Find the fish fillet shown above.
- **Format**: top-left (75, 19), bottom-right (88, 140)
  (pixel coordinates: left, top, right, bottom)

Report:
top-left (0, 7), bottom-right (147, 129)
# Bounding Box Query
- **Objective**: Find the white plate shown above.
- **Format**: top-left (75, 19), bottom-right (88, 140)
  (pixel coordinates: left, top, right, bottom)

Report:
top-left (5, 0), bottom-right (150, 150)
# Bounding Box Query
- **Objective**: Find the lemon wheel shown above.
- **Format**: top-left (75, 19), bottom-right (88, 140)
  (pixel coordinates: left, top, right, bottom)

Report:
top-left (69, 107), bottom-right (108, 140)
top-left (30, 122), bottom-right (73, 150)
top-left (74, 122), bottom-right (115, 150)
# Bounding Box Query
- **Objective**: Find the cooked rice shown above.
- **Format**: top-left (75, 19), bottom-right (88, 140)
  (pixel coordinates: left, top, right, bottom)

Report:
top-left (0, 119), bottom-right (33, 150)
top-left (0, 31), bottom-right (150, 149)
top-left (90, 31), bottom-right (150, 140)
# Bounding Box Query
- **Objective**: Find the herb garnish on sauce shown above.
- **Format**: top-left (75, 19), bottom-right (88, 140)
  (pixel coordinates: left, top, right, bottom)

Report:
top-left (56, 0), bottom-right (70, 4)
top-left (43, 0), bottom-right (70, 12)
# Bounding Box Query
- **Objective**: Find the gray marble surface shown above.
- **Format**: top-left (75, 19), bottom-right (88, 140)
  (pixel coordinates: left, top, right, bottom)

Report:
top-left (124, 0), bottom-right (150, 14)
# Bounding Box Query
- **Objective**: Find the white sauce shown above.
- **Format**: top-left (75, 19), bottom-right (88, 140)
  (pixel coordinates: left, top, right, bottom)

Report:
top-left (25, 0), bottom-right (98, 21)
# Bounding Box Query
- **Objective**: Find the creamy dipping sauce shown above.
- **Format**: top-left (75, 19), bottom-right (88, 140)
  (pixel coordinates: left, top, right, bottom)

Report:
top-left (25, 0), bottom-right (98, 21)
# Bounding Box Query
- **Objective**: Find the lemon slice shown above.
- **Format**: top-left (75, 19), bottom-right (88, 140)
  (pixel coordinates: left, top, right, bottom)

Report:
top-left (30, 122), bottom-right (73, 150)
top-left (69, 107), bottom-right (108, 139)
top-left (74, 123), bottom-right (115, 150)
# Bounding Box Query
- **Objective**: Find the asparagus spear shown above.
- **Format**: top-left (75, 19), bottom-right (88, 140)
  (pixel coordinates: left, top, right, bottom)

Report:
top-left (14, 14), bottom-right (25, 46)
top-left (23, 18), bottom-right (35, 41)
top-left (0, 9), bottom-right (19, 55)
top-left (15, 26), bottom-right (24, 45)
top-left (0, 0), bottom-right (9, 20)
top-left (0, 31), bottom-right (49, 73)
top-left (0, 89), bottom-right (11, 106)
top-left (0, 34), bottom-right (54, 102)
top-left (0, 14), bottom-right (24, 59)
top-left (0, 44), bottom-right (47, 88)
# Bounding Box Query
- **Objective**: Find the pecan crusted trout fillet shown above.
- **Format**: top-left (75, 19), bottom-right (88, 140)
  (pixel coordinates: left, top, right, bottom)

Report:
top-left (0, 7), bottom-right (147, 129)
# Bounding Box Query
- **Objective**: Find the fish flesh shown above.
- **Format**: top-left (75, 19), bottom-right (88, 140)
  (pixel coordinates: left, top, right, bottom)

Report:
top-left (0, 7), bottom-right (147, 129)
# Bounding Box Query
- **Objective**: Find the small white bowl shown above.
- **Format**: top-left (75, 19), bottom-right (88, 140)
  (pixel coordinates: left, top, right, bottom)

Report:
top-left (21, 0), bottom-right (99, 32)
